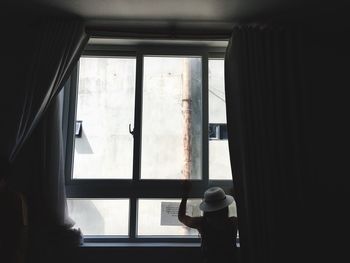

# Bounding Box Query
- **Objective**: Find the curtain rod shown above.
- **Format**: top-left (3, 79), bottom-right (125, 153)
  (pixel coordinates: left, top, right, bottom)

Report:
top-left (86, 28), bottom-right (232, 41)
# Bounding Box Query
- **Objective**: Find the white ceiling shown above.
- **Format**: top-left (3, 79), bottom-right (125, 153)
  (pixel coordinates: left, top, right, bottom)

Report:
top-left (5, 0), bottom-right (285, 20)
top-left (3, 0), bottom-right (350, 32)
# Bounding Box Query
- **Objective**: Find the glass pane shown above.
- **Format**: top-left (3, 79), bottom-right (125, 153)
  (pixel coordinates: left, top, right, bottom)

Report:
top-left (208, 59), bottom-right (232, 180)
top-left (141, 57), bottom-right (202, 180)
top-left (137, 199), bottom-right (237, 236)
top-left (73, 57), bottom-right (136, 179)
top-left (137, 199), bottom-right (201, 236)
top-left (67, 199), bottom-right (129, 236)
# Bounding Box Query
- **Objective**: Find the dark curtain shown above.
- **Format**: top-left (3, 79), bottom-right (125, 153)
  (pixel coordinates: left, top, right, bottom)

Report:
top-left (0, 17), bottom-right (88, 262)
top-left (8, 18), bottom-right (88, 162)
top-left (225, 25), bottom-right (309, 263)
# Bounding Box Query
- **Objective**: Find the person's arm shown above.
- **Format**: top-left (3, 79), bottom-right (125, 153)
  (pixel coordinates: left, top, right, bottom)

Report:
top-left (229, 212), bottom-right (238, 241)
top-left (229, 215), bottom-right (238, 224)
top-left (228, 187), bottom-right (238, 224)
top-left (178, 181), bottom-right (202, 230)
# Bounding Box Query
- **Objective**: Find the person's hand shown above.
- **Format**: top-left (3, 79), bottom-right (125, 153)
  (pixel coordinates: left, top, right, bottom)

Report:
top-left (181, 180), bottom-right (192, 197)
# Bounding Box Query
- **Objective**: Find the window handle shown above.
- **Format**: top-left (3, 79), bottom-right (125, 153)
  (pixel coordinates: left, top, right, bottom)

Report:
top-left (129, 124), bottom-right (134, 137)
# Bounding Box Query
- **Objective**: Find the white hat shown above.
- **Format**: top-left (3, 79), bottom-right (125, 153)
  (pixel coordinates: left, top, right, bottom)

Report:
top-left (199, 187), bottom-right (234, 212)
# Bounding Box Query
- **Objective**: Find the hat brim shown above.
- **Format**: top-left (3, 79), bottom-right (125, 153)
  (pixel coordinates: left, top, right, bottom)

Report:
top-left (199, 195), bottom-right (234, 212)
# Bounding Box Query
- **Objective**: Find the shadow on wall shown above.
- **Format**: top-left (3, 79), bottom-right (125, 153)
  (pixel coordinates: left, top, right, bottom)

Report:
top-left (75, 130), bottom-right (94, 154)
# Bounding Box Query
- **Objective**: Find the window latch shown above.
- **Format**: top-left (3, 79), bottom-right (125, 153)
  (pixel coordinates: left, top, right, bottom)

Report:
top-left (129, 124), bottom-right (134, 137)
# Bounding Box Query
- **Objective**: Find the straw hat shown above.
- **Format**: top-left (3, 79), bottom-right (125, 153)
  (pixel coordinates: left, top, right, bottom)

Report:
top-left (199, 187), bottom-right (234, 212)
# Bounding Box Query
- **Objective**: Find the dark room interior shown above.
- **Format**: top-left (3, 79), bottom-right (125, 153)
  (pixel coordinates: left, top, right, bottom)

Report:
top-left (1, 1), bottom-right (349, 263)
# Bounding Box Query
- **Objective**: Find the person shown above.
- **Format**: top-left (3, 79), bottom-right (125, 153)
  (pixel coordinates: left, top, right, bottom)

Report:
top-left (0, 157), bottom-right (28, 263)
top-left (178, 181), bottom-right (238, 263)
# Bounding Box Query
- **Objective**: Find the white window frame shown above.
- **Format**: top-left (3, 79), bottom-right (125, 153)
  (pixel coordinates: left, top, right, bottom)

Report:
top-left (63, 41), bottom-right (233, 244)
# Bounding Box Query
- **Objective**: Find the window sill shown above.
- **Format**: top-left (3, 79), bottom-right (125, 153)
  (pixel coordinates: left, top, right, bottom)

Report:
top-left (80, 242), bottom-right (201, 248)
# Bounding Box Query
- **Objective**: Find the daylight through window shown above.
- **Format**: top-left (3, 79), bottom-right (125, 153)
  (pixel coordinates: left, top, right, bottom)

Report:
top-left (64, 44), bottom-right (234, 242)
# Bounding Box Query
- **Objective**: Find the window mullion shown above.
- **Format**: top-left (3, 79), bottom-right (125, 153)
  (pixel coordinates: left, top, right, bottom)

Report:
top-left (130, 52), bottom-right (144, 239)
top-left (65, 64), bottom-right (79, 187)
top-left (129, 197), bottom-right (137, 239)
top-left (202, 53), bottom-right (209, 187)
top-left (133, 51), bottom-right (143, 181)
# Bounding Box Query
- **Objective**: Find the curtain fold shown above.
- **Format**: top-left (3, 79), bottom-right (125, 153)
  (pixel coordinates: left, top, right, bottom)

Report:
top-left (40, 93), bottom-right (73, 227)
top-left (9, 18), bottom-right (89, 162)
top-left (0, 18), bottom-right (88, 260)
top-left (225, 25), bottom-right (308, 263)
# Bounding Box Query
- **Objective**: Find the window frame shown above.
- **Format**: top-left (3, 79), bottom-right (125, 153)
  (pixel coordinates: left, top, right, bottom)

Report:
top-left (64, 43), bottom-right (232, 244)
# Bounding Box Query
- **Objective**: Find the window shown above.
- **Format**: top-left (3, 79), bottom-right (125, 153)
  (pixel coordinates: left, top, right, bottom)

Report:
top-left (64, 41), bottom-right (234, 243)
top-left (208, 59), bottom-right (232, 180)
top-left (72, 57), bottom-right (136, 179)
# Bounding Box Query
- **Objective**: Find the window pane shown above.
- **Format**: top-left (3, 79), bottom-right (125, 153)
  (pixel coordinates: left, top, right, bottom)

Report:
top-left (67, 199), bottom-right (129, 236)
top-left (141, 57), bottom-right (202, 180)
top-left (137, 199), bottom-right (237, 236)
top-left (137, 199), bottom-right (201, 236)
top-left (73, 57), bottom-right (136, 179)
top-left (208, 59), bottom-right (232, 180)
